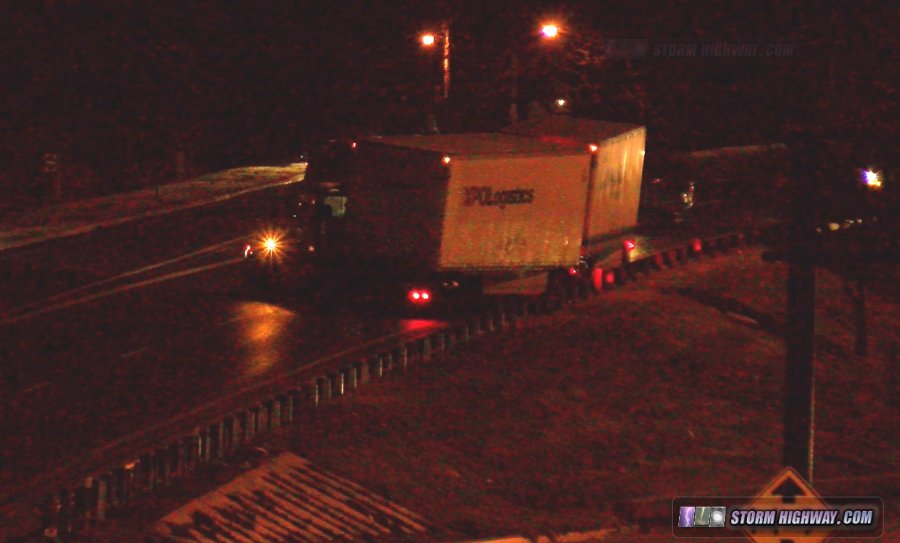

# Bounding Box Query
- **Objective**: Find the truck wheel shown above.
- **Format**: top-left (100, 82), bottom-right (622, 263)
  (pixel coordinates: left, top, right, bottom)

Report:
top-left (541, 273), bottom-right (570, 313)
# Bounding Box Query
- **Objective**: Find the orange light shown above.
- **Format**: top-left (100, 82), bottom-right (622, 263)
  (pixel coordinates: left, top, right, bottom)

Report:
top-left (442, 155), bottom-right (451, 165)
top-left (589, 144), bottom-right (599, 153)
top-left (421, 33), bottom-right (436, 46)
top-left (541, 23), bottom-right (559, 39)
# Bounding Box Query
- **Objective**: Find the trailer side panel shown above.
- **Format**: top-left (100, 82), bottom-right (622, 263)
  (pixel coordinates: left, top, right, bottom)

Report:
top-left (439, 153), bottom-right (591, 270)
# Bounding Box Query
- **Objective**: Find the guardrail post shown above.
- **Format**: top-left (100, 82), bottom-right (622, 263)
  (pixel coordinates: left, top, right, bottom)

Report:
top-left (198, 427), bottom-right (211, 465)
top-left (368, 356), bottom-right (383, 379)
top-left (57, 488), bottom-right (75, 535)
top-left (281, 393), bottom-right (295, 424)
top-left (469, 315), bottom-right (482, 336)
top-left (269, 398), bottom-right (282, 429)
top-left (458, 321), bottom-right (470, 343)
top-left (494, 304), bottom-right (505, 330)
top-left (340, 366), bottom-right (356, 392)
top-left (245, 408), bottom-right (258, 443)
top-left (257, 404), bottom-right (270, 434)
top-left (421, 336), bottom-right (432, 362)
top-left (484, 312), bottom-right (496, 333)
top-left (446, 328), bottom-right (457, 351)
top-left (652, 252), bottom-right (665, 270)
top-left (108, 467), bottom-right (128, 508)
top-left (381, 352), bottom-right (394, 374)
top-left (140, 453), bottom-right (156, 494)
top-left (314, 376), bottom-right (330, 403)
top-left (107, 469), bottom-right (122, 509)
top-left (431, 332), bottom-right (447, 358)
top-left (225, 413), bottom-right (244, 454)
top-left (76, 477), bottom-right (96, 529)
top-left (356, 360), bottom-right (369, 384)
top-left (329, 372), bottom-right (345, 397)
top-left (155, 447), bottom-right (171, 487)
top-left (234, 412), bottom-right (249, 447)
top-left (94, 474), bottom-right (108, 522)
top-left (184, 436), bottom-right (198, 473)
top-left (395, 344), bottom-right (409, 370)
top-left (209, 420), bottom-right (225, 460)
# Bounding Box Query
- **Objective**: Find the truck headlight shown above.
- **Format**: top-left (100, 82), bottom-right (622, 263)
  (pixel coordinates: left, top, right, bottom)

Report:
top-left (263, 236), bottom-right (279, 253)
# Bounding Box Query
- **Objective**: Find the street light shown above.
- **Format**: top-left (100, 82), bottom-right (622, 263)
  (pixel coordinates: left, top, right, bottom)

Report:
top-left (419, 21), bottom-right (450, 102)
top-left (540, 23), bottom-right (560, 39)
top-left (861, 168), bottom-right (882, 190)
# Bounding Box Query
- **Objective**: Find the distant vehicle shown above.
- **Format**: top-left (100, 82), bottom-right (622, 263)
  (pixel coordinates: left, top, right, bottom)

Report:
top-left (640, 177), bottom-right (696, 225)
top-left (243, 118), bottom-right (647, 311)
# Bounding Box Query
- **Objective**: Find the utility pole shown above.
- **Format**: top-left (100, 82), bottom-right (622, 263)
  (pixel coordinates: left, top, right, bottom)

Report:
top-left (782, 132), bottom-right (818, 482)
top-left (509, 51), bottom-right (519, 123)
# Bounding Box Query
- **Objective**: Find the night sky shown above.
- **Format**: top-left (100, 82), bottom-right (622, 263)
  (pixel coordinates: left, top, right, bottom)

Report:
top-left (1, 1), bottom-right (895, 196)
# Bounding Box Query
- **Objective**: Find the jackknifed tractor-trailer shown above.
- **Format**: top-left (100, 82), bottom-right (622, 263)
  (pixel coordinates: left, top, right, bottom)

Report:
top-left (243, 118), bottom-right (646, 310)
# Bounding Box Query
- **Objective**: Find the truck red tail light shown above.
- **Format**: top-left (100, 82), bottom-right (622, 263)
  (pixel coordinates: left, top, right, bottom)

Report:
top-left (408, 289), bottom-right (432, 304)
top-left (624, 239), bottom-right (636, 252)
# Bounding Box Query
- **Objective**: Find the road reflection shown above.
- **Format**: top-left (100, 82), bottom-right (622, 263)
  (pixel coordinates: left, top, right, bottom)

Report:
top-left (232, 301), bottom-right (296, 376)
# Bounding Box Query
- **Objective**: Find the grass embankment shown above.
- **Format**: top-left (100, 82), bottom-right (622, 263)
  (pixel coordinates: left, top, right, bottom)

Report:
top-left (283, 249), bottom-right (897, 541)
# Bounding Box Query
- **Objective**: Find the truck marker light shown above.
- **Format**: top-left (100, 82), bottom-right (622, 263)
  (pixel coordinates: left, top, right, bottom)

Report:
top-left (244, 244), bottom-right (253, 258)
top-left (692, 239), bottom-right (702, 253)
top-left (624, 240), bottom-right (636, 252)
top-left (442, 155), bottom-right (451, 165)
top-left (351, 141), bottom-right (357, 149)
top-left (568, 267), bottom-right (578, 276)
top-left (604, 271), bottom-right (616, 284)
top-left (589, 144), bottom-right (598, 153)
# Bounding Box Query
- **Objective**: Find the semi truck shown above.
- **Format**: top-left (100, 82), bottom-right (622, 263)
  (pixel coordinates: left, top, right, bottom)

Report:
top-left (243, 118), bottom-right (647, 310)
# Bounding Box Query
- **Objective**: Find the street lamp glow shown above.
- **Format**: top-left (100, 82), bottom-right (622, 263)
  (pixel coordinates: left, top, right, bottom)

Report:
top-left (421, 33), bottom-right (436, 46)
top-left (541, 23), bottom-right (560, 39)
top-left (862, 168), bottom-right (882, 189)
top-left (556, 98), bottom-right (567, 107)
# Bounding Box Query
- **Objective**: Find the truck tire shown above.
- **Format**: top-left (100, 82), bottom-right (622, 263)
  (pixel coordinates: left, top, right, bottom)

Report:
top-left (541, 272), bottom-right (570, 313)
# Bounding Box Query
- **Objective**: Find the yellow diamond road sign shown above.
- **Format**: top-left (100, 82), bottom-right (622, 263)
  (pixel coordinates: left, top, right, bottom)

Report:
top-left (746, 467), bottom-right (830, 543)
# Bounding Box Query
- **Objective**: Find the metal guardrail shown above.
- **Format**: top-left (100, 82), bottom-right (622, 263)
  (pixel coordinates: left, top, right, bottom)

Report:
top-left (5, 227), bottom-right (766, 542)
